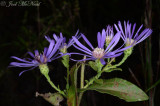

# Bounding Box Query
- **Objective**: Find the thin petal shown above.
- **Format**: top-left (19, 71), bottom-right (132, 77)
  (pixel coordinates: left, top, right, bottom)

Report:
top-left (35, 50), bottom-right (39, 56)
top-left (104, 52), bottom-right (123, 58)
top-left (46, 41), bottom-right (55, 57)
top-left (11, 56), bottom-right (32, 63)
top-left (131, 23), bottom-right (136, 37)
top-left (27, 52), bottom-right (35, 58)
top-left (134, 24), bottom-right (143, 39)
top-left (70, 57), bottom-right (95, 62)
top-left (73, 36), bottom-right (92, 53)
top-left (97, 32), bottom-right (101, 48)
top-left (100, 58), bottom-right (105, 65)
top-left (81, 34), bottom-right (94, 49)
top-left (50, 53), bottom-right (70, 61)
top-left (100, 29), bottom-right (106, 48)
top-left (53, 34), bottom-right (58, 41)
top-left (69, 52), bottom-right (92, 57)
top-left (10, 62), bottom-right (37, 67)
top-left (19, 66), bottom-right (37, 76)
top-left (73, 44), bottom-right (92, 55)
top-left (48, 38), bottom-right (63, 59)
top-left (105, 31), bottom-right (121, 53)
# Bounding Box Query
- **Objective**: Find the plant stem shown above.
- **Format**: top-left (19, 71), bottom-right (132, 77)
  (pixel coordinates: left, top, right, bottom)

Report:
top-left (44, 74), bottom-right (66, 97)
top-left (66, 66), bottom-right (70, 91)
top-left (80, 61), bottom-right (85, 88)
top-left (78, 56), bottom-right (86, 106)
top-left (78, 92), bottom-right (84, 106)
top-left (84, 72), bottom-right (102, 88)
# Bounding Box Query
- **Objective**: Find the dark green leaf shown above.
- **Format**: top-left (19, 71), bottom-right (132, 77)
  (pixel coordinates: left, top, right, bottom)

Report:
top-left (104, 68), bottom-right (122, 72)
top-left (88, 60), bottom-right (103, 72)
top-left (82, 78), bottom-right (148, 102)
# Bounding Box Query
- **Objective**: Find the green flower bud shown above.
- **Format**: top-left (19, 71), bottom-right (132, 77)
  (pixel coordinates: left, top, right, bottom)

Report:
top-left (124, 47), bottom-right (133, 56)
top-left (39, 64), bottom-right (49, 76)
top-left (60, 45), bottom-right (67, 54)
top-left (106, 36), bottom-right (112, 47)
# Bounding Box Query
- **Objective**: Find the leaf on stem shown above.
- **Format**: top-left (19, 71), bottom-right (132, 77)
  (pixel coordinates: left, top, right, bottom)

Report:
top-left (81, 78), bottom-right (148, 102)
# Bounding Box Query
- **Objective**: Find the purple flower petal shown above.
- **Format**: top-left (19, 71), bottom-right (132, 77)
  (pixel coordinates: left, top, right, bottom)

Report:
top-left (10, 62), bottom-right (37, 67)
top-left (105, 31), bottom-right (121, 53)
top-left (48, 38), bottom-right (63, 59)
top-left (11, 56), bottom-right (32, 63)
top-left (70, 57), bottom-right (95, 62)
top-left (19, 66), bottom-right (37, 76)
top-left (81, 34), bottom-right (94, 49)
top-left (73, 36), bottom-right (92, 53)
top-left (46, 40), bottom-right (55, 57)
top-left (73, 44), bottom-right (92, 55)
top-left (97, 32), bottom-right (101, 48)
top-left (100, 58), bottom-right (105, 65)
top-left (27, 52), bottom-right (35, 58)
top-left (100, 29), bottom-right (106, 48)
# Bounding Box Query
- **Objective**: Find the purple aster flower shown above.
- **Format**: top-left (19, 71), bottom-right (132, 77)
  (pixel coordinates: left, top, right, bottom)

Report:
top-left (9, 37), bottom-right (63, 76)
top-left (114, 21), bottom-right (152, 47)
top-left (45, 30), bottom-right (81, 53)
top-left (105, 25), bottom-right (114, 45)
top-left (71, 29), bottom-right (125, 65)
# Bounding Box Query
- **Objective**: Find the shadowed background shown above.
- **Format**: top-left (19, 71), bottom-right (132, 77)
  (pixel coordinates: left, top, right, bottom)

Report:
top-left (0, 0), bottom-right (159, 106)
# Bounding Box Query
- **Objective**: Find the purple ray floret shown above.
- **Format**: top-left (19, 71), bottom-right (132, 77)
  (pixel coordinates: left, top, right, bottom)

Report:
top-left (45, 30), bottom-right (81, 50)
top-left (9, 37), bottom-right (63, 76)
top-left (71, 29), bottom-right (127, 65)
top-left (114, 21), bottom-right (152, 46)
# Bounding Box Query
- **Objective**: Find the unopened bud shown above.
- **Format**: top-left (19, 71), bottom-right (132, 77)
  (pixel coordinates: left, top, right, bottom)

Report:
top-left (39, 64), bottom-right (49, 76)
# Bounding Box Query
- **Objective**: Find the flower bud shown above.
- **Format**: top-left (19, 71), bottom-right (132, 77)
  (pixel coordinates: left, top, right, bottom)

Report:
top-left (124, 47), bottom-right (133, 56)
top-left (60, 45), bottom-right (67, 54)
top-left (39, 64), bottom-right (49, 76)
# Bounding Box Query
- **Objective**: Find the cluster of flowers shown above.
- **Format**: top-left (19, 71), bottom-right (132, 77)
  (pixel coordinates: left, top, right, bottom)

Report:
top-left (10, 21), bottom-right (152, 75)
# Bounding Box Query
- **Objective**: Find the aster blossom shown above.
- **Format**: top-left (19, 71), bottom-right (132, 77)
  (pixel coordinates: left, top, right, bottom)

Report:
top-left (71, 28), bottom-right (126, 65)
top-left (105, 25), bottom-right (114, 45)
top-left (10, 37), bottom-right (63, 76)
top-left (45, 30), bottom-right (81, 53)
top-left (114, 21), bottom-right (152, 47)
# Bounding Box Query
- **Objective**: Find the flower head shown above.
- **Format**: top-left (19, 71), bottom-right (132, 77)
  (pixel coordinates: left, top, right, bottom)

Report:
top-left (106, 25), bottom-right (114, 46)
top-left (9, 37), bottom-right (63, 76)
top-left (71, 29), bottom-right (125, 65)
top-left (45, 30), bottom-right (81, 53)
top-left (114, 21), bottom-right (152, 47)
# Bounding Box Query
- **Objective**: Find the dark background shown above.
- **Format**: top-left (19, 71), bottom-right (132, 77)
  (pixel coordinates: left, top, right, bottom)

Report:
top-left (0, 0), bottom-right (160, 106)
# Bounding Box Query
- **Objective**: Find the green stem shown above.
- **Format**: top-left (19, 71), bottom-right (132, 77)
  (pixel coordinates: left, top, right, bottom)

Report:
top-left (66, 67), bottom-right (70, 91)
top-left (78, 56), bottom-right (86, 106)
top-left (78, 92), bottom-right (84, 106)
top-left (84, 72), bottom-right (102, 88)
top-left (111, 48), bottom-right (133, 67)
top-left (114, 53), bottom-right (129, 67)
top-left (80, 62), bottom-right (85, 88)
top-left (44, 74), bottom-right (66, 97)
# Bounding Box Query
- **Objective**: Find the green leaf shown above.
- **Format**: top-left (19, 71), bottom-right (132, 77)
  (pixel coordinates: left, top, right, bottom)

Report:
top-left (67, 86), bottom-right (77, 106)
top-left (146, 78), bottom-right (160, 92)
top-left (88, 60), bottom-right (103, 72)
top-left (104, 68), bottom-right (122, 72)
top-left (94, 79), bottom-right (104, 84)
top-left (70, 63), bottom-right (81, 87)
top-left (67, 63), bottom-right (81, 106)
top-left (82, 78), bottom-right (148, 102)
top-left (88, 61), bottom-right (98, 71)
top-left (36, 92), bottom-right (63, 106)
